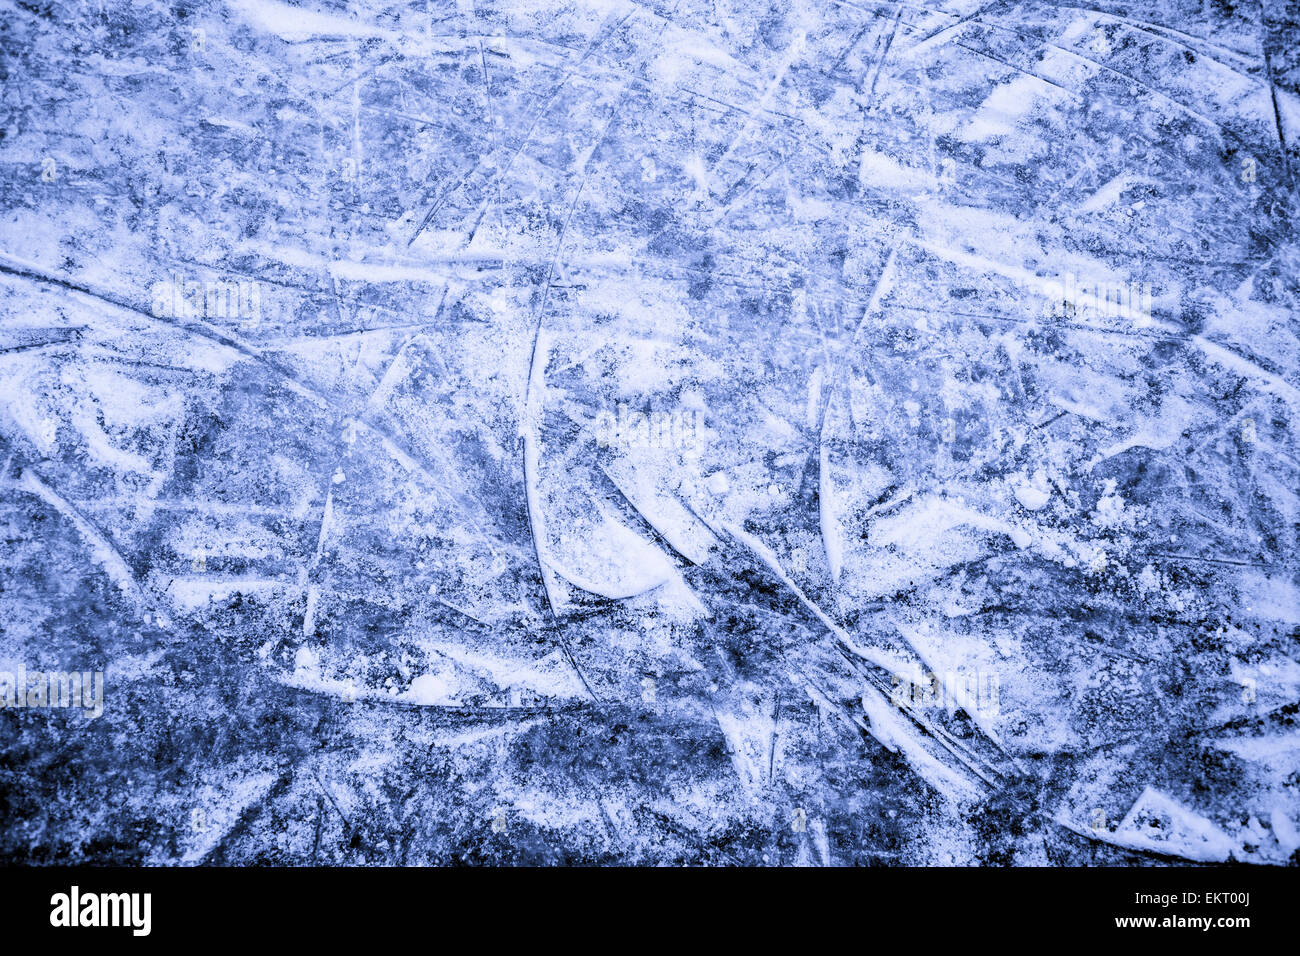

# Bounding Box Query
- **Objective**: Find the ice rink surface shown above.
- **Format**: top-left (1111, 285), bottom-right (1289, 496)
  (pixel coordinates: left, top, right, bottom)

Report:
top-left (0, 0), bottom-right (1298, 864)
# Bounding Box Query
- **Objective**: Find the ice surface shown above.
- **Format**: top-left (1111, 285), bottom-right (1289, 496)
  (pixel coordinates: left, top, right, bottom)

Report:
top-left (0, 0), bottom-right (1297, 865)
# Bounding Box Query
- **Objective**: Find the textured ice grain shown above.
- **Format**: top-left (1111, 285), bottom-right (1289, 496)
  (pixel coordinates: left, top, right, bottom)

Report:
top-left (0, 0), bottom-right (1297, 865)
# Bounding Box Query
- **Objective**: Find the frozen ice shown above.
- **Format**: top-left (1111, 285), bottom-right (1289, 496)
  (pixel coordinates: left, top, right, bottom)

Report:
top-left (0, 0), bottom-right (1297, 865)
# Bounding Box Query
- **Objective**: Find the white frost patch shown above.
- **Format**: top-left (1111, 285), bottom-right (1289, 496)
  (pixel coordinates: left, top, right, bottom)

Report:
top-left (227, 0), bottom-right (399, 42)
top-left (1013, 471), bottom-right (1051, 511)
top-left (1108, 787), bottom-right (1240, 863)
top-left (167, 576), bottom-right (302, 611)
top-left (404, 671), bottom-right (461, 706)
